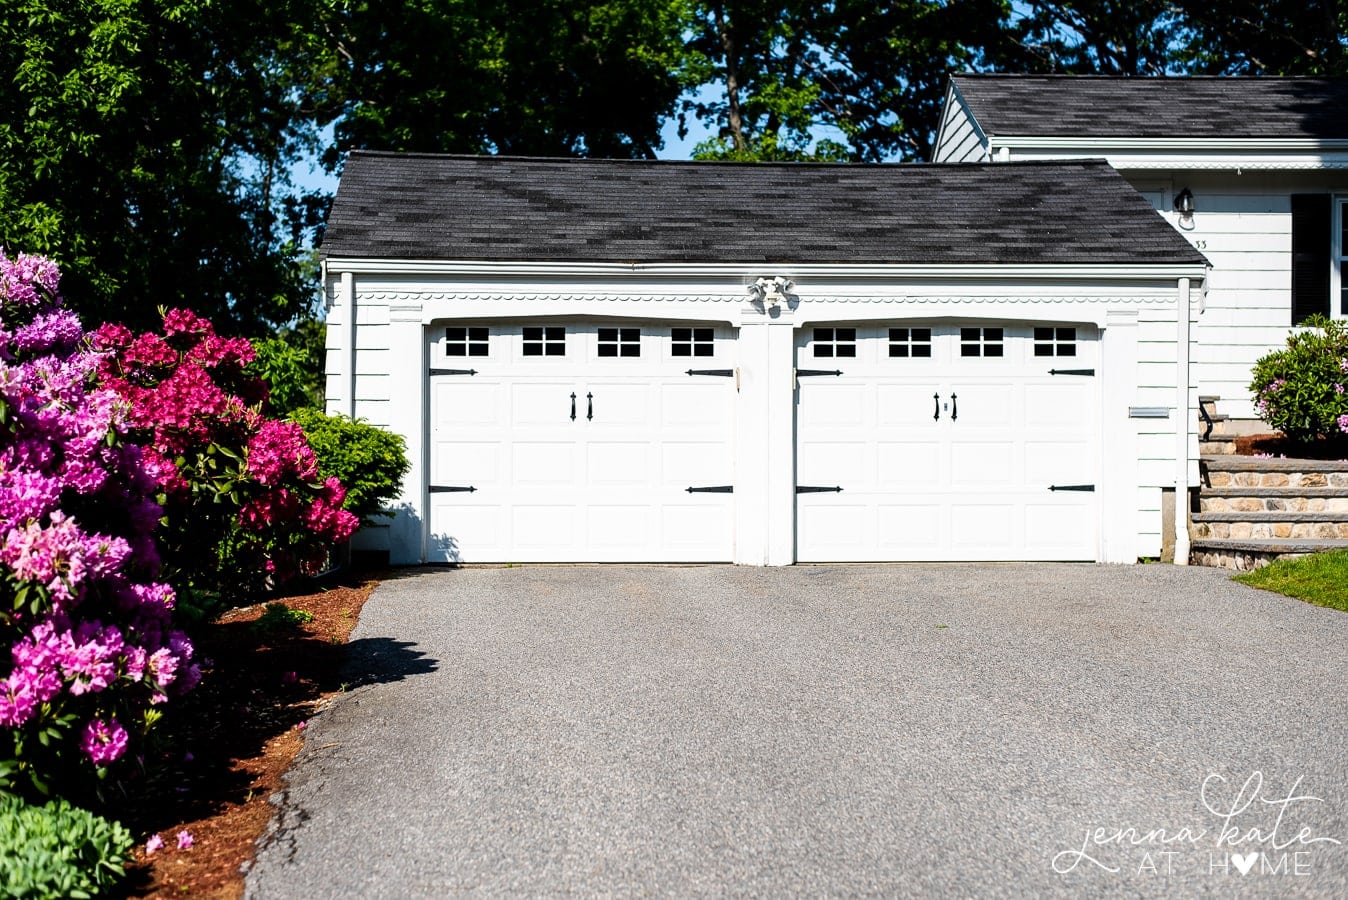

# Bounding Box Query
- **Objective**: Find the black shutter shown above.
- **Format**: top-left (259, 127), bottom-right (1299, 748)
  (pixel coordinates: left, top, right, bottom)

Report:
top-left (1291, 194), bottom-right (1331, 325)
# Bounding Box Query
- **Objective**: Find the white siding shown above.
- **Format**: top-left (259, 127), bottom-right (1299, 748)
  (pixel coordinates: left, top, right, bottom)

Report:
top-left (1086, 171), bottom-right (1346, 423)
top-left (932, 91), bottom-right (989, 163)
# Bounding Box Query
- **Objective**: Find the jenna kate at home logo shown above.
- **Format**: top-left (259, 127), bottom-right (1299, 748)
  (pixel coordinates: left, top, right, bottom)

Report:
top-left (1052, 772), bottom-right (1342, 878)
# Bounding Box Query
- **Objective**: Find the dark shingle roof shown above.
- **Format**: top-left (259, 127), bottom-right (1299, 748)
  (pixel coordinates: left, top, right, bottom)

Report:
top-left (952, 75), bottom-right (1348, 139)
top-left (322, 152), bottom-right (1206, 266)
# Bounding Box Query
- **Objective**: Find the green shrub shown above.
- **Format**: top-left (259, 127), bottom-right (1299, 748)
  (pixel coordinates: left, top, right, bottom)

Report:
top-left (254, 602), bottom-right (316, 634)
top-left (0, 796), bottom-right (133, 898)
top-left (289, 409), bottom-right (410, 524)
top-left (249, 334), bottom-right (323, 415)
top-left (1249, 316), bottom-right (1348, 446)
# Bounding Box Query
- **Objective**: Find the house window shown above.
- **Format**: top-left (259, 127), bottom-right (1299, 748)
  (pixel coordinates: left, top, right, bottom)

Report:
top-left (1033, 327), bottom-right (1077, 357)
top-left (888, 327), bottom-right (932, 358)
top-left (1292, 194), bottom-right (1332, 324)
top-left (445, 326), bottom-right (488, 357)
top-left (672, 327), bottom-right (714, 357)
top-left (522, 325), bottom-right (565, 356)
top-left (960, 327), bottom-right (1004, 357)
top-left (813, 327), bottom-right (856, 358)
top-left (597, 327), bottom-right (640, 358)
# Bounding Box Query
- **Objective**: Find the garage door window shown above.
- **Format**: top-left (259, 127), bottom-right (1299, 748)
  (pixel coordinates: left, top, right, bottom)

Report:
top-left (960, 327), bottom-right (1004, 357)
top-left (813, 327), bottom-right (857, 358)
top-left (1033, 327), bottom-right (1077, 357)
top-left (888, 327), bottom-right (932, 358)
top-left (445, 326), bottom-right (488, 357)
top-left (598, 327), bottom-right (641, 358)
top-left (672, 327), bottom-right (714, 357)
top-left (523, 326), bottom-right (566, 357)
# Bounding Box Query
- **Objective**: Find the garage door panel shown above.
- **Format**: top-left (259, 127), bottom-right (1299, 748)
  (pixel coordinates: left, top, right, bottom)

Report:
top-left (876, 503), bottom-right (942, 549)
top-left (660, 442), bottom-right (731, 484)
top-left (948, 383), bottom-right (1016, 427)
top-left (512, 505), bottom-right (581, 549)
top-left (799, 383), bottom-right (866, 426)
top-left (950, 442), bottom-right (1016, 485)
top-left (797, 502), bottom-right (873, 550)
top-left (876, 383), bottom-right (942, 427)
top-left (511, 383), bottom-right (574, 426)
top-left (1025, 503), bottom-right (1096, 550)
top-left (434, 382), bottom-right (501, 426)
top-left (799, 440), bottom-right (866, 482)
top-left (513, 443), bottom-right (579, 485)
top-left (438, 442), bottom-right (502, 483)
top-left (662, 383), bottom-right (731, 427)
top-left (876, 441), bottom-right (941, 485)
top-left (586, 442), bottom-right (652, 484)
top-left (662, 505), bottom-right (734, 550)
top-left (1023, 382), bottom-right (1092, 427)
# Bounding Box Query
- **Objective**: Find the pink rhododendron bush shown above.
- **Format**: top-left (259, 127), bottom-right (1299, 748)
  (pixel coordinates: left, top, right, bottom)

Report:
top-left (0, 252), bottom-right (199, 794)
top-left (92, 308), bottom-right (359, 614)
top-left (1, 251), bottom-right (358, 797)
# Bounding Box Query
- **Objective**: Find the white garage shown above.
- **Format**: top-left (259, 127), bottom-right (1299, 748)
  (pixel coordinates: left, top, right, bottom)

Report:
top-left (320, 153), bottom-right (1208, 566)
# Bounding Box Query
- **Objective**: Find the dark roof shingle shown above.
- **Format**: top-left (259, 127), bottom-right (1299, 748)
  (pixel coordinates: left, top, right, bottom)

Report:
top-left (322, 152), bottom-right (1206, 267)
top-left (952, 75), bottom-right (1348, 139)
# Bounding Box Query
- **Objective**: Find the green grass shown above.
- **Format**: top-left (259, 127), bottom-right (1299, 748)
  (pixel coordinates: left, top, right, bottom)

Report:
top-left (1233, 550), bottom-right (1348, 612)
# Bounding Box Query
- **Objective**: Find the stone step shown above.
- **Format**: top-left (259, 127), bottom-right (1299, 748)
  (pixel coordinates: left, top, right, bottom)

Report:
top-left (1192, 514), bottom-right (1348, 540)
top-left (1198, 489), bottom-right (1348, 513)
top-left (1201, 462), bottom-right (1348, 489)
top-left (1189, 538), bottom-right (1348, 571)
top-left (1199, 438), bottom-right (1237, 455)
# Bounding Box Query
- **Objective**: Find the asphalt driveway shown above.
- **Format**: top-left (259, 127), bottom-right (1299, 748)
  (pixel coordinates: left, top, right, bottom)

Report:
top-left (245, 565), bottom-right (1347, 898)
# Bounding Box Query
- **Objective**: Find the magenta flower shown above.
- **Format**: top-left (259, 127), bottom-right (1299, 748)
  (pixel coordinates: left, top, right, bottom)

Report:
top-left (176, 830), bottom-right (194, 850)
top-left (145, 834), bottom-right (164, 854)
top-left (81, 717), bottom-right (128, 765)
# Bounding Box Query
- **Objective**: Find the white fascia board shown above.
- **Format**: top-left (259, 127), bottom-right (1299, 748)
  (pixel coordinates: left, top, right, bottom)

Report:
top-left (989, 136), bottom-right (1348, 170)
top-left (323, 257), bottom-right (1208, 283)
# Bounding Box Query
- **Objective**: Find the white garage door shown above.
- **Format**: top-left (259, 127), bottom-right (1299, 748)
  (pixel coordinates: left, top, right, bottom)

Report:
top-left (428, 321), bottom-right (736, 562)
top-left (795, 323), bottom-right (1100, 561)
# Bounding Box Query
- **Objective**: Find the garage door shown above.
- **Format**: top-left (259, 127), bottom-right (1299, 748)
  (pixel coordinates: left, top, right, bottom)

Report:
top-left (428, 321), bottom-right (736, 562)
top-left (795, 323), bottom-right (1100, 561)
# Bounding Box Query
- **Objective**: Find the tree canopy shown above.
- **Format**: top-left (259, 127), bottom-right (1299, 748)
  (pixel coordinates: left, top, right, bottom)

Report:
top-left (0, 0), bottom-right (1342, 332)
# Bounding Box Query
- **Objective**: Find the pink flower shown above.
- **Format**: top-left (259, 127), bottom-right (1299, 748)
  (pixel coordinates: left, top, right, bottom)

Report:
top-left (145, 834), bottom-right (164, 854)
top-left (81, 717), bottom-right (129, 765)
top-left (176, 830), bottom-right (194, 850)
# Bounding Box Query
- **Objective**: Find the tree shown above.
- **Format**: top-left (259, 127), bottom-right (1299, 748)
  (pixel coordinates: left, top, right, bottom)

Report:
top-left (683, 1), bottom-right (1012, 162)
top-left (0, 0), bottom-right (329, 335)
top-left (313, 0), bottom-right (692, 163)
top-left (1004, 1), bottom-right (1183, 74)
top-left (1175, 0), bottom-right (1347, 75)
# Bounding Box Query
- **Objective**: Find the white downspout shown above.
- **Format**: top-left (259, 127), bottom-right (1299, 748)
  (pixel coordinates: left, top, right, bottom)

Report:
top-left (1174, 277), bottom-right (1192, 565)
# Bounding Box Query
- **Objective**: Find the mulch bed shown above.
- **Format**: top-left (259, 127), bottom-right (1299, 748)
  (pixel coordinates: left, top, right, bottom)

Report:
top-left (1231, 433), bottom-right (1348, 460)
top-left (114, 573), bottom-right (381, 899)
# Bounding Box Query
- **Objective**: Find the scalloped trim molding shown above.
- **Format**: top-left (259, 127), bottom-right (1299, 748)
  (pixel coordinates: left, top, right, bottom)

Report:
top-left (356, 291), bottom-right (1174, 305)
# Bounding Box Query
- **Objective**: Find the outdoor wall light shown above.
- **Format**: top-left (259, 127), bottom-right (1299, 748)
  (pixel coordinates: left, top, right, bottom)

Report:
top-left (1174, 188), bottom-right (1195, 229)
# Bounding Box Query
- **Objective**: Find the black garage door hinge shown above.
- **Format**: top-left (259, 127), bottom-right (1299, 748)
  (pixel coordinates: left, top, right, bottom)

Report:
top-left (796, 485), bottom-right (844, 493)
top-left (686, 485), bottom-right (733, 493)
top-left (795, 369), bottom-right (843, 377)
top-left (1048, 484), bottom-right (1095, 492)
top-left (686, 368), bottom-right (734, 377)
top-left (430, 368), bottom-right (478, 376)
top-left (1048, 368), bottom-right (1094, 376)
top-left (430, 485), bottom-right (477, 493)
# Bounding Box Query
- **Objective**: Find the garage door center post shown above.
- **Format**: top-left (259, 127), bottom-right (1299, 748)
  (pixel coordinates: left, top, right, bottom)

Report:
top-left (733, 314), bottom-right (797, 565)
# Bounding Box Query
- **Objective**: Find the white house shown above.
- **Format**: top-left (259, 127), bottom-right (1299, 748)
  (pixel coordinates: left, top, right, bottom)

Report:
top-left (932, 75), bottom-right (1348, 427)
top-left (321, 153), bottom-right (1206, 566)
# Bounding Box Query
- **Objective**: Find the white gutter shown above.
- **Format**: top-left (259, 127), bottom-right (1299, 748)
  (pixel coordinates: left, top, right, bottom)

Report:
top-left (321, 258), bottom-right (1209, 282)
top-left (1174, 277), bottom-right (1192, 566)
